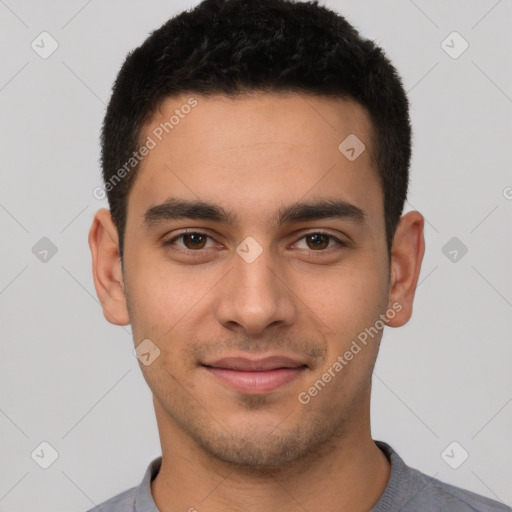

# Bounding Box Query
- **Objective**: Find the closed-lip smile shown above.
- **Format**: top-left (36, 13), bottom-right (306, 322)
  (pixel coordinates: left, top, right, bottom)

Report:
top-left (201, 355), bottom-right (308, 394)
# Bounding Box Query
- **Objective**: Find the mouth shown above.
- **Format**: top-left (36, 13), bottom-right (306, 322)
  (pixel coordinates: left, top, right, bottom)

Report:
top-left (201, 356), bottom-right (308, 394)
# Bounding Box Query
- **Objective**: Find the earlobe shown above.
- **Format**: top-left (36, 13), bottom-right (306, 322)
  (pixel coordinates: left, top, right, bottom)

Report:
top-left (386, 211), bottom-right (425, 328)
top-left (88, 208), bottom-right (130, 326)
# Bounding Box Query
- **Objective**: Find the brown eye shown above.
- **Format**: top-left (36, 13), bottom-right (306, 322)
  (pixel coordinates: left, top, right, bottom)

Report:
top-left (181, 233), bottom-right (207, 249)
top-left (165, 232), bottom-right (213, 251)
top-left (305, 233), bottom-right (330, 250)
top-left (294, 231), bottom-right (347, 256)
top-left (296, 231), bottom-right (346, 254)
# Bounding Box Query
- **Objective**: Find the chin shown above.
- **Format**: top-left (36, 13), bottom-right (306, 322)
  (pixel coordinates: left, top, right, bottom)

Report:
top-left (189, 416), bottom-right (333, 469)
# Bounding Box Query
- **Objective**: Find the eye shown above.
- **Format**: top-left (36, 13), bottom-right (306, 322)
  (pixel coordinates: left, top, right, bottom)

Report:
top-left (294, 231), bottom-right (345, 251)
top-left (164, 231), bottom-right (216, 251)
top-left (163, 230), bottom-right (345, 253)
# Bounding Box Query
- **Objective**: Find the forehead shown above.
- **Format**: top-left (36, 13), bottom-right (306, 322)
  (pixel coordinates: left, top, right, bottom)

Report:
top-left (145, 92), bottom-right (374, 156)
top-left (127, 92), bottom-right (382, 231)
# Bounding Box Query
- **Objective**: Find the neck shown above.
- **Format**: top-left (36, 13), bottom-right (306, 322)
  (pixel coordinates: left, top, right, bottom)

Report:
top-left (150, 395), bottom-right (391, 512)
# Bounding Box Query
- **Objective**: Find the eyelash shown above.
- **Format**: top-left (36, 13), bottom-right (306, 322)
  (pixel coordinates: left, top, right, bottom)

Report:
top-left (163, 230), bottom-right (346, 255)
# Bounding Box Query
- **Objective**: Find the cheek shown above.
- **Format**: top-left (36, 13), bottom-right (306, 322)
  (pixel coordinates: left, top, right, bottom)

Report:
top-left (124, 236), bottom-right (228, 353)
top-left (126, 266), bottom-right (204, 387)
top-left (126, 240), bottom-right (388, 352)
top-left (304, 266), bottom-right (386, 403)
top-left (125, 252), bottom-right (211, 340)
top-left (306, 259), bottom-right (387, 334)
top-left (301, 268), bottom-right (388, 386)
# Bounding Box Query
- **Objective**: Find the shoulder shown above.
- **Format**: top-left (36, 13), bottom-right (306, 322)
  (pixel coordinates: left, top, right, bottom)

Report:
top-left (85, 486), bottom-right (137, 512)
top-left (407, 466), bottom-right (510, 512)
top-left (374, 441), bottom-right (510, 512)
top-left (83, 455), bottom-right (162, 512)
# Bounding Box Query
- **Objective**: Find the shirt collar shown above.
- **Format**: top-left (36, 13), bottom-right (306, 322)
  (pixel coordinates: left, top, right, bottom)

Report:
top-left (132, 441), bottom-right (407, 511)
top-left (134, 455), bottom-right (162, 512)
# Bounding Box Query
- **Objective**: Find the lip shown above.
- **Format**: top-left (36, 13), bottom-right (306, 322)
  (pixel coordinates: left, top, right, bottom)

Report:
top-left (202, 355), bottom-right (308, 394)
top-left (203, 356), bottom-right (306, 371)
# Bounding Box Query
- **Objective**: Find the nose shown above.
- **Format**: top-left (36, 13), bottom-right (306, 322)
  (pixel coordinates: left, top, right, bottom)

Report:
top-left (214, 242), bottom-right (297, 336)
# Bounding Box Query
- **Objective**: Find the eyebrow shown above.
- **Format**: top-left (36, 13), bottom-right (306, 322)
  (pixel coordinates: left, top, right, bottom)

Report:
top-left (143, 196), bottom-right (366, 230)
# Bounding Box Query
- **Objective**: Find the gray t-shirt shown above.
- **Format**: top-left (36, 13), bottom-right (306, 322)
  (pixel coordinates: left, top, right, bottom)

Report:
top-left (86, 441), bottom-right (510, 511)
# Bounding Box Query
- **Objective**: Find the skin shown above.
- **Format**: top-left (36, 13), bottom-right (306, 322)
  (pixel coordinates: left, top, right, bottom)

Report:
top-left (89, 92), bottom-right (425, 512)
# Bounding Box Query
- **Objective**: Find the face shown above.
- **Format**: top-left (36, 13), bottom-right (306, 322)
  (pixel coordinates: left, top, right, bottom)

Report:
top-left (90, 92), bottom-right (424, 468)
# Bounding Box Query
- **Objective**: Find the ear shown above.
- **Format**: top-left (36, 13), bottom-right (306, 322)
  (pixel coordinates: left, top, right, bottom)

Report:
top-left (88, 208), bottom-right (130, 326)
top-left (386, 211), bottom-right (425, 327)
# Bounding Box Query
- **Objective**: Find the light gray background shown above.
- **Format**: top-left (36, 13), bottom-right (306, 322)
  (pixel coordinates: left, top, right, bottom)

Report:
top-left (1, 0), bottom-right (511, 510)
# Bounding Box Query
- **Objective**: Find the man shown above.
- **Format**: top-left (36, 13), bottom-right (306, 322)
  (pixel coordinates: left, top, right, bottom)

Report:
top-left (87, 0), bottom-right (510, 510)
